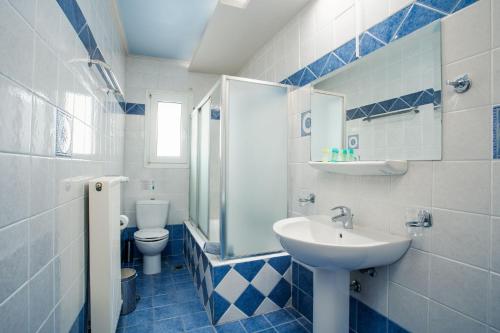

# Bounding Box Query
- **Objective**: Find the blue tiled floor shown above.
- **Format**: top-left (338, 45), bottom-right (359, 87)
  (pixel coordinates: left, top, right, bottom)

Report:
top-left (117, 258), bottom-right (312, 333)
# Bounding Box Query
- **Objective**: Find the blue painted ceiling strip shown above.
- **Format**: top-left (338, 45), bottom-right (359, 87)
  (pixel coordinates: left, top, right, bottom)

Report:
top-left (281, 0), bottom-right (477, 87)
top-left (56, 0), bottom-right (126, 112)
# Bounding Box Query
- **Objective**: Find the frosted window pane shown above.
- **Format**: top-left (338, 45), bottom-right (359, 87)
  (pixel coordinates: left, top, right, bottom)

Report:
top-left (156, 102), bottom-right (181, 157)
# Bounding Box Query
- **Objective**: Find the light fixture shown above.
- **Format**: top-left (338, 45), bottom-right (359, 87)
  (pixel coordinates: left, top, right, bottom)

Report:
top-left (220, 0), bottom-right (251, 9)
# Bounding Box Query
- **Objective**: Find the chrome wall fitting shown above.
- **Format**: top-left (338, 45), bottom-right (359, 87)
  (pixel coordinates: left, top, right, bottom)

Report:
top-left (446, 74), bottom-right (471, 93)
top-left (359, 267), bottom-right (377, 277)
top-left (298, 193), bottom-right (316, 204)
top-left (405, 209), bottom-right (432, 228)
top-left (350, 280), bottom-right (361, 293)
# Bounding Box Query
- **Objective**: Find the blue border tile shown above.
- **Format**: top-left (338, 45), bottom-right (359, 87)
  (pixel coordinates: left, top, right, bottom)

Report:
top-left (126, 103), bottom-right (146, 115)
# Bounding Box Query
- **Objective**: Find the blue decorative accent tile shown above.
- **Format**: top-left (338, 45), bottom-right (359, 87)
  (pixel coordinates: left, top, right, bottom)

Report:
top-left (394, 4), bottom-right (444, 40)
top-left (268, 278), bottom-right (291, 307)
top-left (297, 289), bottom-right (313, 323)
top-left (335, 39), bottom-right (357, 64)
top-left (300, 111), bottom-right (311, 137)
top-left (494, 105), bottom-right (500, 159)
top-left (350, 297), bottom-right (357, 331)
top-left (126, 103), bottom-right (146, 115)
top-left (240, 315), bottom-right (272, 332)
top-left (417, 0), bottom-right (461, 14)
top-left (361, 103), bottom-right (376, 116)
top-left (297, 265), bottom-right (313, 297)
top-left (452, 0), bottom-right (477, 12)
top-left (357, 301), bottom-right (387, 333)
top-left (368, 6), bottom-right (412, 43)
top-left (264, 309), bottom-right (295, 326)
top-left (370, 103), bottom-right (386, 117)
top-left (299, 68), bottom-right (317, 86)
top-left (388, 98), bottom-right (411, 112)
top-left (308, 52), bottom-right (331, 78)
top-left (401, 91), bottom-right (424, 106)
top-left (388, 320), bottom-right (411, 333)
top-left (288, 69), bottom-right (305, 86)
top-left (56, 110), bottom-right (73, 157)
top-left (212, 292), bottom-right (231, 323)
top-left (322, 53), bottom-right (346, 77)
top-left (360, 32), bottom-right (386, 57)
top-left (235, 285), bottom-right (265, 316)
top-left (267, 256), bottom-right (291, 275)
top-left (78, 24), bottom-right (97, 58)
top-left (234, 260), bottom-right (265, 282)
top-left (213, 266), bottom-right (231, 288)
top-left (211, 108), bottom-right (220, 120)
top-left (56, 0), bottom-right (86, 34)
top-left (92, 47), bottom-right (105, 61)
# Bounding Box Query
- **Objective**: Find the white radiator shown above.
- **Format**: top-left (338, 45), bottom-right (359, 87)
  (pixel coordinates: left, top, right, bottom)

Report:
top-left (89, 176), bottom-right (127, 333)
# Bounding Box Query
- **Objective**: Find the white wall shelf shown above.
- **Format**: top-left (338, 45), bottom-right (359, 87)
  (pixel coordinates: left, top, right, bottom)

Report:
top-left (308, 160), bottom-right (408, 176)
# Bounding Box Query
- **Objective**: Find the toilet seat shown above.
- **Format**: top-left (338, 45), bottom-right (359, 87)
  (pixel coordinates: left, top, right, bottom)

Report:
top-left (134, 228), bottom-right (169, 242)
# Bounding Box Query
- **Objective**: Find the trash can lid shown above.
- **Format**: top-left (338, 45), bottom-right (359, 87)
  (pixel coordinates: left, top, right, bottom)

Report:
top-left (121, 268), bottom-right (137, 282)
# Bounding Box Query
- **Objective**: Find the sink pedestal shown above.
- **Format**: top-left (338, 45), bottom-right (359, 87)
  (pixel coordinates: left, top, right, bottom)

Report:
top-left (313, 269), bottom-right (350, 333)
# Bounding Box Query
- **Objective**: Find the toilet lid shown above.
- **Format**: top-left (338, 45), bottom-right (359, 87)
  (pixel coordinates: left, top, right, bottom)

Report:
top-left (134, 228), bottom-right (169, 241)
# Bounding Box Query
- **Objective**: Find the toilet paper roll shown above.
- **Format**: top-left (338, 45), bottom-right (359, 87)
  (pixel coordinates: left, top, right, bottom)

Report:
top-left (120, 214), bottom-right (129, 230)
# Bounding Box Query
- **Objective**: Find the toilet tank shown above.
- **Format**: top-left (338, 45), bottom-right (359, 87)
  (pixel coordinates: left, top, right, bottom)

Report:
top-left (136, 200), bottom-right (169, 229)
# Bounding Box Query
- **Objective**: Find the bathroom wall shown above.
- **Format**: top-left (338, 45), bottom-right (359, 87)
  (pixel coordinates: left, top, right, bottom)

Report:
top-left (240, 0), bottom-right (500, 332)
top-left (0, 0), bottom-right (126, 332)
top-left (122, 56), bottom-right (218, 229)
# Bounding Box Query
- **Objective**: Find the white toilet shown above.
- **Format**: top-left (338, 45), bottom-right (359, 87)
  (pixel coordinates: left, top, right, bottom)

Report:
top-left (134, 199), bottom-right (170, 275)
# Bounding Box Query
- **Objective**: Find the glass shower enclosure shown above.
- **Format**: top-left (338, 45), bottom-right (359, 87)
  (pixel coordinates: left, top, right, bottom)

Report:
top-left (189, 76), bottom-right (289, 259)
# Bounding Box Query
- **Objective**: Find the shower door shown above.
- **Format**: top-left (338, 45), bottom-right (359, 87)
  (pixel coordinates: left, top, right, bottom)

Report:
top-left (221, 77), bottom-right (288, 259)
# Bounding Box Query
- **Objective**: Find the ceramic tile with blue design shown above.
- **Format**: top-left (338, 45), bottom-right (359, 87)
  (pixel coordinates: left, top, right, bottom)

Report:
top-left (56, 109), bottom-right (73, 156)
top-left (301, 111), bottom-right (311, 137)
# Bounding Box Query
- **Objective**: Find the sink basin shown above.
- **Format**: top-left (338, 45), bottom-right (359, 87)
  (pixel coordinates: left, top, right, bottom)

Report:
top-left (273, 215), bottom-right (411, 333)
top-left (273, 215), bottom-right (411, 271)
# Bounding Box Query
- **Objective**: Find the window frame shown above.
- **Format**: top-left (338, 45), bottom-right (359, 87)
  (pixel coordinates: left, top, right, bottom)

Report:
top-left (144, 90), bottom-right (191, 168)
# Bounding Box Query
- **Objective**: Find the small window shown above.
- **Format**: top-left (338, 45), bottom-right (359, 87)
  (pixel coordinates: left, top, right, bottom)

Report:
top-left (145, 91), bottom-right (190, 167)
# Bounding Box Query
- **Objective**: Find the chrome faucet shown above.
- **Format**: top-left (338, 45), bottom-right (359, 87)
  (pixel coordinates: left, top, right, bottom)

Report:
top-left (331, 206), bottom-right (353, 229)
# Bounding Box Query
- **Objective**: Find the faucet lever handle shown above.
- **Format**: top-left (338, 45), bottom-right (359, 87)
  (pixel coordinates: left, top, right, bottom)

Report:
top-left (330, 206), bottom-right (347, 215)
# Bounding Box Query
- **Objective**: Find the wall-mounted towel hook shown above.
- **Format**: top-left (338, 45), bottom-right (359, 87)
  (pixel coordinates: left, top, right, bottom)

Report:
top-left (446, 74), bottom-right (471, 93)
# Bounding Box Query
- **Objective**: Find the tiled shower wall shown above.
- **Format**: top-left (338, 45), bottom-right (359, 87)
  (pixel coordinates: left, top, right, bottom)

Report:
top-left (241, 0), bottom-right (500, 332)
top-left (0, 0), bottom-right (126, 332)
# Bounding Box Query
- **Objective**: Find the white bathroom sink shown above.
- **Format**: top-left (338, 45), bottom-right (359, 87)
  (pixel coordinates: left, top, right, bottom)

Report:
top-left (273, 215), bottom-right (411, 271)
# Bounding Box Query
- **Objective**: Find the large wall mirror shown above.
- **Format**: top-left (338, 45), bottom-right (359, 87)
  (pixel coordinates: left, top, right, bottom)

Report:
top-left (311, 21), bottom-right (442, 162)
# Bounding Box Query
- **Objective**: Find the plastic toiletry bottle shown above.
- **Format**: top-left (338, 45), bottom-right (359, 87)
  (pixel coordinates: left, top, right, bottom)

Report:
top-left (348, 149), bottom-right (357, 161)
top-left (330, 148), bottom-right (339, 162)
top-left (321, 148), bottom-right (330, 162)
top-left (339, 149), bottom-right (348, 162)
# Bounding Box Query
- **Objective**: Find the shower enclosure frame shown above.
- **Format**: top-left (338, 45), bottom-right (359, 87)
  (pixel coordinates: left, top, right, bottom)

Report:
top-left (190, 75), bottom-right (290, 260)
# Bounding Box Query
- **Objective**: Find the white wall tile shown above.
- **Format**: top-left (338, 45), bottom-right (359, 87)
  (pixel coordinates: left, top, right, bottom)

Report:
top-left (29, 210), bottom-right (54, 277)
top-left (0, 153), bottom-right (31, 228)
top-left (388, 283), bottom-right (429, 333)
top-left (443, 52), bottom-right (491, 112)
top-left (493, 0), bottom-right (500, 49)
top-left (493, 48), bottom-right (500, 105)
top-left (489, 273), bottom-right (500, 330)
top-left (432, 161), bottom-right (491, 214)
top-left (389, 248), bottom-right (430, 295)
top-left (30, 157), bottom-right (55, 215)
top-left (7, 0), bottom-right (36, 27)
top-left (0, 0), bottom-right (34, 89)
top-left (34, 0), bottom-right (62, 51)
top-left (431, 208), bottom-right (490, 268)
top-left (429, 301), bottom-right (488, 333)
top-left (0, 284), bottom-right (29, 333)
top-left (33, 37), bottom-right (59, 104)
top-left (31, 97), bottom-right (56, 156)
top-left (351, 266), bottom-right (389, 315)
top-left (0, 75), bottom-right (32, 154)
top-left (442, 107), bottom-right (492, 160)
top-left (442, 0), bottom-right (491, 64)
top-left (492, 217), bottom-right (500, 273)
top-left (389, 161), bottom-right (433, 206)
top-left (29, 261), bottom-right (54, 333)
top-left (0, 220), bottom-right (29, 304)
top-left (430, 256), bottom-right (489, 321)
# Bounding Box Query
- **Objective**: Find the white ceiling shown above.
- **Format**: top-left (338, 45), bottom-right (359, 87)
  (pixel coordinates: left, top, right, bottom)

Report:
top-left (189, 0), bottom-right (311, 75)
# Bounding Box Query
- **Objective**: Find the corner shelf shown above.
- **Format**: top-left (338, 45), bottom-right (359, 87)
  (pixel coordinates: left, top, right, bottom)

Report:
top-left (308, 160), bottom-right (408, 176)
